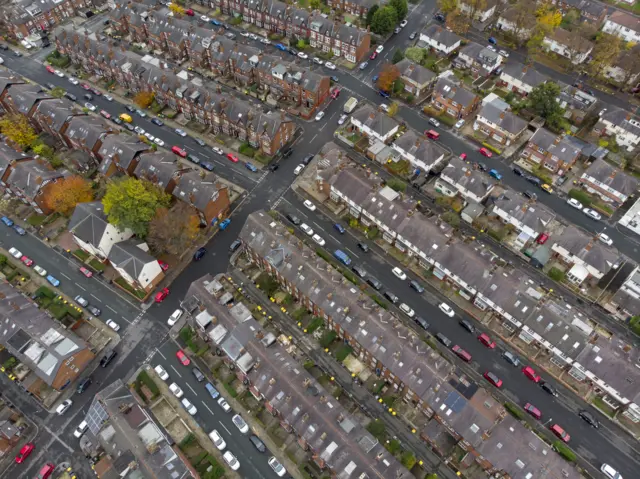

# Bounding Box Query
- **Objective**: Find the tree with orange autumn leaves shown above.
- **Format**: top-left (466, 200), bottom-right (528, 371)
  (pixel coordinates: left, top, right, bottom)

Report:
top-left (376, 64), bottom-right (400, 93)
top-left (45, 175), bottom-right (94, 215)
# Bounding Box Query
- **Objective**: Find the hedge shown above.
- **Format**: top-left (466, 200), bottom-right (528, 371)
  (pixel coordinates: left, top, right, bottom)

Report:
top-left (504, 402), bottom-right (524, 419)
top-left (36, 287), bottom-right (56, 301)
top-left (319, 330), bottom-right (337, 348)
top-left (306, 316), bottom-right (324, 334)
top-left (137, 370), bottom-right (160, 397)
top-left (553, 441), bottom-right (576, 462)
top-left (223, 382), bottom-right (238, 398)
top-left (482, 142), bottom-right (502, 155)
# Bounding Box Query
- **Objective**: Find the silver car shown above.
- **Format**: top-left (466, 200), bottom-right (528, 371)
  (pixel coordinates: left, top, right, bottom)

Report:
top-left (74, 295), bottom-right (89, 307)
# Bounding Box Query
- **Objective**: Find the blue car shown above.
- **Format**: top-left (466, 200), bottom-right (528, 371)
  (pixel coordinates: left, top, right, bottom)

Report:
top-left (210, 19), bottom-right (221, 26)
top-left (201, 161), bottom-right (215, 171)
top-left (334, 223), bottom-right (346, 234)
top-left (489, 169), bottom-right (502, 180)
top-left (372, 75), bottom-right (379, 82)
top-left (12, 225), bottom-right (26, 236)
top-left (151, 117), bottom-right (164, 126)
top-left (379, 89), bottom-right (390, 98)
top-left (46, 275), bottom-right (60, 287)
top-left (205, 382), bottom-right (220, 399)
top-left (219, 219), bottom-right (231, 230)
top-left (1, 216), bottom-right (14, 226)
top-left (245, 162), bottom-right (258, 172)
top-left (275, 43), bottom-right (287, 51)
top-left (488, 36), bottom-right (497, 45)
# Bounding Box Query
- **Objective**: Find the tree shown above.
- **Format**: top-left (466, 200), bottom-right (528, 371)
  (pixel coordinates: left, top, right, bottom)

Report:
top-left (134, 91), bottom-right (155, 109)
top-left (50, 86), bottom-right (66, 99)
top-left (309, 0), bottom-right (321, 9)
top-left (527, 82), bottom-right (565, 126)
top-left (463, 0), bottom-right (487, 21)
top-left (45, 176), bottom-right (94, 215)
top-left (535, 8), bottom-right (562, 35)
top-left (0, 114), bottom-right (38, 148)
top-left (392, 49), bottom-right (405, 64)
top-left (387, 102), bottom-right (399, 117)
top-left (102, 177), bottom-right (170, 237)
top-left (371, 6), bottom-right (397, 36)
top-left (147, 203), bottom-right (201, 255)
top-left (389, 0), bottom-right (408, 21)
top-left (616, 46), bottom-right (640, 90)
top-left (560, 8), bottom-right (581, 30)
top-left (377, 64), bottom-right (400, 92)
top-left (590, 33), bottom-right (622, 78)
top-left (437, 0), bottom-right (458, 14)
top-left (32, 143), bottom-right (55, 160)
top-left (168, 3), bottom-right (185, 15)
top-left (446, 9), bottom-right (471, 34)
top-left (366, 4), bottom-right (379, 27)
top-left (508, 1), bottom-right (536, 45)
top-left (630, 316), bottom-right (640, 335)
top-left (405, 47), bottom-right (426, 63)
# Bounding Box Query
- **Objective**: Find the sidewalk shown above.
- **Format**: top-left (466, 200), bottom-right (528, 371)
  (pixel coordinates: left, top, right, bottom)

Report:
top-left (229, 270), bottom-right (461, 479)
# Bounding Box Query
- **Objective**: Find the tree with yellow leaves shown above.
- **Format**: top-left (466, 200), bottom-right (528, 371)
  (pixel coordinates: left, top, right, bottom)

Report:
top-left (377, 64), bottom-right (400, 93)
top-left (0, 114), bottom-right (38, 148)
top-left (387, 102), bottom-right (399, 117)
top-left (147, 203), bottom-right (201, 255)
top-left (168, 3), bottom-right (185, 15)
top-left (45, 176), bottom-right (94, 215)
top-left (134, 90), bottom-right (155, 109)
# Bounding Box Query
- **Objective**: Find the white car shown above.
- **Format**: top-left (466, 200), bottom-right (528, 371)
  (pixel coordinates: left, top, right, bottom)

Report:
top-left (241, 31), bottom-right (250, 37)
top-left (428, 117), bottom-right (440, 128)
top-left (104, 94), bottom-right (113, 101)
top-left (600, 464), bottom-right (622, 479)
top-left (175, 128), bottom-right (187, 137)
top-left (68, 77), bottom-right (79, 85)
top-left (212, 146), bottom-right (224, 155)
top-left (209, 430), bottom-right (226, 450)
top-left (73, 420), bottom-right (88, 438)
top-left (583, 208), bottom-right (601, 221)
top-left (499, 49), bottom-right (509, 58)
top-left (297, 51), bottom-right (309, 59)
top-left (338, 114), bottom-right (348, 125)
top-left (567, 198), bottom-right (583, 210)
top-left (55, 70), bottom-right (65, 77)
top-left (168, 309), bottom-right (183, 326)
top-left (380, 103), bottom-right (390, 113)
top-left (223, 451), bottom-right (240, 471)
top-left (392, 267), bottom-right (406, 280)
top-left (439, 302), bottom-right (455, 318)
top-left (487, 45), bottom-right (497, 52)
top-left (454, 119), bottom-right (465, 129)
top-left (144, 132), bottom-right (155, 142)
top-left (312, 234), bottom-right (325, 246)
top-left (8, 247), bottom-right (22, 259)
top-left (261, 37), bottom-right (271, 45)
top-left (313, 57), bottom-right (323, 65)
top-left (324, 62), bottom-right (336, 70)
top-left (598, 233), bottom-right (613, 246)
top-left (400, 19), bottom-right (408, 27)
top-left (154, 365), bottom-right (169, 381)
top-left (56, 399), bottom-right (73, 415)
top-left (84, 102), bottom-right (96, 111)
top-left (294, 164), bottom-right (305, 175)
top-left (399, 303), bottom-right (415, 318)
top-left (218, 397), bottom-right (231, 412)
top-left (268, 456), bottom-right (287, 477)
top-left (249, 33), bottom-right (259, 40)
top-left (300, 223), bottom-right (314, 236)
top-left (181, 398), bottom-right (197, 415)
top-left (376, 45), bottom-right (384, 54)
top-left (315, 111), bottom-right (325, 121)
top-left (134, 126), bottom-right (145, 135)
top-left (106, 319), bottom-right (120, 332)
top-left (34, 265), bottom-right (47, 277)
top-left (200, 15), bottom-right (210, 22)
top-left (303, 200), bottom-right (316, 211)
top-left (154, 138), bottom-right (165, 146)
top-left (232, 414), bottom-right (249, 434)
top-left (169, 383), bottom-right (184, 398)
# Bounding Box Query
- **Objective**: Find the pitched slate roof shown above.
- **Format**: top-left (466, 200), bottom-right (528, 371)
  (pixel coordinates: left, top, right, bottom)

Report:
top-left (478, 102), bottom-right (528, 135)
top-left (108, 239), bottom-right (156, 280)
top-left (97, 134), bottom-right (149, 170)
top-left (441, 157), bottom-right (495, 198)
top-left (0, 142), bottom-right (31, 178)
top-left (433, 77), bottom-right (478, 108)
top-left (172, 170), bottom-right (224, 212)
top-left (529, 129), bottom-right (581, 166)
top-left (7, 158), bottom-right (67, 199)
top-left (395, 59), bottom-right (436, 86)
top-left (607, 10), bottom-right (640, 33)
top-left (68, 202), bottom-right (110, 246)
top-left (65, 116), bottom-right (113, 151)
top-left (393, 130), bottom-right (446, 168)
top-left (33, 98), bottom-right (79, 132)
top-left (134, 151), bottom-right (186, 189)
top-left (583, 158), bottom-right (639, 197)
top-left (501, 62), bottom-right (548, 89)
top-left (553, 226), bottom-right (620, 275)
top-left (352, 104), bottom-right (400, 138)
top-left (421, 24), bottom-right (462, 48)
top-left (600, 107), bottom-right (640, 138)
top-left (4, 84), bottom-right (50, 114)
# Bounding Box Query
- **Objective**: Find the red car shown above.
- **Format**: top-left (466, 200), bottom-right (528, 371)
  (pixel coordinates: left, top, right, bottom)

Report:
top-left (522, 366), bottom-right (541, 383)
top-left (524, 403), bottom-right (542, 420)
top-left (80, 83), bottom-right (91, 90)
top-left (227, 153), bottom-right (239, 163)
top-left (171, 146), bottom-right (187, 158)
top-left (21, 255), bottom-right (34, 267)
top-left (155, 287), bottom-right (170, 303)
top-left (46, 65), bottom-right (55, 73)
top-left (451, 345), bottom-right (472, 362)
top-left (550, 424), bottom-right (570, 443)
top-left (158, 260), bottom-right (169, 271)
top-left (483, 371), bottom-right (503, 388)
top-left (90, 88), bottom-right (101, 96)
top-left (331, 87), bottom-right (341, 99)
top-left (369, 51), bottom-right (378, 60)
top-left (479, 147), bottom-right (493, 158)
top-left (459, 153), bottom-right (467, 161)
top-left (185, 9), bottom-right (194, 15)
top-left (15, 443), bottom-right (35, 463)
top-left (478, 333), bottom-right (496, 349)
top-left (36, 463), bottom-right (55, 479)
top-left (176, 350), bottom-right (190, 366)
top-left (80, 266), bottom-right (93, 278)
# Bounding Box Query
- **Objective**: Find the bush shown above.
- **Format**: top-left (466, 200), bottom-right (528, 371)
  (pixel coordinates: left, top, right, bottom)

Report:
top-left (5, 270), bottom-right (19, 282)
top-left (371, 294), bottom-right (389, 310)
top-left (137, 370), bottom-right (160, 397)
top-left (628, 316), bottom-right (640, 335)
top-left (307, 316), bottom-right (324, 333)
top-left (179, 433), bottom-right (196, 448)
top-left (553, 441), bottom-right (576, 462)
top-left (548, 267), bottom-right (565, 282)
top-left (292, 307), bottom-right (307, 321)
top-left (481, 142), bottom-right (502, 154)
top-left (239, 142), bottom-right (256, 158)
top-left (568, 188), bottom-right (593, 207)
top-left (504, 402), bottom-right (525, 419)
top-left (401, 451), bottom-right (417, 469)
top-left (335, 345), bottom-right (353, 362)
top-left (366, 420), bottom-right (386, 440)
top-left (179, 326), bottom-right (194, 343)
top-left (303, 359), bottom-right (315, 370)
top-left (36, 286), bottom-right (56, 299)
top-left (442, 211), bottom-right (460, 228)
top-left (386, 438), bottom-right (402, 454)
top-left (319, 330), bottom-right (337, 348)
top-left (229, 17), bottom-right (242, 25)
top-left (0, 255), bottom-right (6, 266)
top-left (386, 177), bottom-right (406, 192)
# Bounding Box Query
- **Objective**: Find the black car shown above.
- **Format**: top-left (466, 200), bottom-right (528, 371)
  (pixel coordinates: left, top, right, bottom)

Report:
top-left (434, 13), bottom-right (445, 22)
top-left (286, 213), bottom-right (301, 225)
top-left (459, 319), bottom-right (475, 333)
top-left (112, 117), bottom-right (123, 125)
top-left (383, 291), bottom-right (399, 304)
top-left (357, 242), bottom-right (369, 253)
top-left (125, 105), bottom-right (136, 112)
top-left (352, 265), bottom-right (368, 279)
top-left (435, 333), bottom-right (452, 347)
top-left (524, 190), bottom-right (537, 200)
top-left (192, 367), bottom-right (205, 382)
top-left (525, 175), bottom-right (542, 186)
top-left (100, 350), bottom-right (117, 367)
top-left (64, 93), bottom-right (77, 102)
top-left (195, 138), bottom-right (206, 146)
top-left (414, 316), bottom-right (429, 330)
top-left (409, 280), bottom-right (424, 293)
top-left (151, 117), bottom-right (164, 126)
top-left (269, 163), bottom-right (280, 172)
top-left (288, 48), bottom-right (298, 55)
top-left (367, 277), bottom-right (382, 290)
top-left (77, 377), bottom-right (92, 393)
top-left (578, 410), bottom-right (599, 428)
top-left (45, 82), bottom-right (56, 90)
top-left (0, 44), bottom-right (8, 51)
top-left (476, 162), bottom-right (488, 171)
top-left (539, 380), bottom-right (559, 397)
top-left (512, 166), bottom-right (525, 176)
top-left (87, 305), bottom-right (101, 316)
top-left (201, 161), bottom-right (215, 171)
top-left (282, 148), bottom-right (293, 158)
top-left (302, 154), bottom-right (314, 165)
top-left (249, 435), bottom-right (266, 452)
top-left (193, 247), bottom-right (207, 261)
top-left (229, 239), bottom-right (242, 253)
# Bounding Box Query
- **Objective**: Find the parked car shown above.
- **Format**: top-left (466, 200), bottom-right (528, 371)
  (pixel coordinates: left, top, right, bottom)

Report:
top-left (391, 267), bottom-right (406, 280)
top-left (218, 397), bottom-right (231, 412)
top-left (439, 302), bottom-right (455, 317)
top-left (249, 435), bottom-right (266, 452)
top-left (176, 350), bottom-right (190, 366)
top-left (155, 287), bottom-right (170, 302)
top-left (578, 410), bottom-right (599, 428)
top-left (76, 377), bottom-right (92, 393)
top-left (550, 424), bottom-right (570, 443)
top-left (223, 451), bottom-right (240, 471)
top-left (15, 443), bottom-right (35, 463)
top-left (483, 371), bottom-right (503, 388)
top-left (168, 309), bottom-right (183, 326)
top-left (209, 430), bottom-right (226, 451)
top-left (181, 398), bottom-right (197, 415)
top-left (155, 365), bottom-right (169, 381)
top-left (268, 456), bottom-right (287, 477)
top-left (477, 333), bottom-right (496, 349)
top-left (192, 367), bottom-right (205, 382)
top-left (74, 295), bottom-right (89, 307)
top-left (46, 275), bottom-right (60, 287)
top-left (106, 319), bottom-right (120, 331)
top-left (100, 350), bottom-right (117, 367)
top-left (169, 383), bottom-right (184, 398)
top-left (232, 414), bottom-right (249, 434)
top-left (56, 399), bottom-right (73, 415)
top-left (567, 198), bottom-right (583, 210)
top-left (479, 147), bottom-right (493, 158)
top-left (522, 365), bottom-right (541, 383)
top-left (459, 319), bottom-right (475, 333)
top-left (524, 403), bottom-right (542, 420)
top-left (583, 208), bottom-right (601, 221)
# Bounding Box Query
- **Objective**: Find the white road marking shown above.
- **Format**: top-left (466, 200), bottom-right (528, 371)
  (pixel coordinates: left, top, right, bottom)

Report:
top-left (43, 425), bottom-right (74, 453)
top-left (313, 221), bottom-right (324, 229)
top-left (121, 315), bottom-right (132, 324)
top-left (297, 211), bottom-right (307, 218)
top-left (187, 383), bottom-right (199, 396)
top-left (75, 283), bottom-right (86, 291)
top-left (170, 365), bottom-right (182, 377)
top-left (61, 273), bottom-right (71, 279)
top-left (90, 294), bottom-right (102, 302)
top-left (156, 349), bottom-right (167, 360)
top-left (107, 305), bottom-right (118, 313)
top-left (219, 421), bottom-right (232, 435)
top-left (202, 402), bottom-right (215, 416)
top-left (318, 124), bottom-right (326, 131)
top-left (329, 234), bottom-right (340, 243)
top-left (345, 248), bottom-right (360, 259)
top-left (310, 134), bottom-right (317, 142)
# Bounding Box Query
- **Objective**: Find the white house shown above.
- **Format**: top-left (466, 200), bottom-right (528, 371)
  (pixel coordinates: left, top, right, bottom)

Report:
top-left (350, 105), bottom-right (400, 144)
top-left (455, 42), bottom-right (502, 76)
top-left (392, 130), bottom-right (447, 174)
top-left (68, 202), bottom-right (133, 260)
top-left (437, 157), bottom-right (495, 203)
top-left (594, 107), bottom-right (640, 152)
top-left (542, 28), bottom-right (594, 64)
top-left (459, 0), bottom-right (498, 22)
top-left (602, 11), bottom-right (640, 43)
top-left (499, 62), bottom-right (548, 95)
top-left (108, 239), bottom-right (164, 293)
top-left (419, 24), bottom-right (462, 55)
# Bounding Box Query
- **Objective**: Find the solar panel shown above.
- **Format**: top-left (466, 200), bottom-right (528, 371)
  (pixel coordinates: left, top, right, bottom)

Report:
top-left (85, 396), bottom-right (109, 435)
top-left (443, 391), bottom-right (466, 414)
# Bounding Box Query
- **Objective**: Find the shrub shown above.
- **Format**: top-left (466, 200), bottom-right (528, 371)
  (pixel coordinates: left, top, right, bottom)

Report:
top-left (0, 255), bottom-right (6, 266)
top-left (307, 316), bottom-right (324, 333)
top-left (442, 211), bottom-right (460, 228)
top-left (371, 294), bottom-right (389, 310)
top-left (401, 451), bottom-right (417, 469)
top-left (553, 441), bottom-right (576, 462)
top-left (303, 359), bottom-right (315, 370)
top-left (179, 433), bottom-right (196, 448)
top-left (5, 270), bottom-right (19, 282)
top-left (548, 267), bottom-right (565, 282)
top-left (292, 307), bottom-right (307, 321)
top-left (481, 142), bottom-right (502, 154)
top-left (36, 286), bottom-right (56, 299)
top-left (504, 402), bottom-right (525, 419)
top-left (386, 177), bottom-right (406, 192)
top-left (628, 316), bottom-right (640, 335)
top-left (366, 420), bottom-right (386, 440)
top-left (335, 344), bottom-right (353, 362)
top-left (239, 142), bottom-right (256, 158)
top-left (386, 438), bottom-right (402, 454)
top-left (319, 330), bottom-right (337, 348)
top-left (229, 17), bottom-right (242, 25)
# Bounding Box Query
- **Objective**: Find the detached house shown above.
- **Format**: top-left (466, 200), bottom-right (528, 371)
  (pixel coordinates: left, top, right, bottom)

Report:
top-left (392, 130), bottom-right (447, 174)
top-left (5, 159), bottom-right (68, 215)
top-left (605, 45), bottom-right (640, 87)
top-left (580, 158), bottom-right (639, 208)
top-left (395, 59), bottom-right (436, 98)
top-left (521, 129), bottom-right (581, 174)
top-left (69, 202), bottom-right (133, 260)
top-left (437, 157), bottom-right (495, 203)
top-left (496, 7), bottom-right (536, 40)
top-left (602, 11), bottom-right (640, 43)
top-left (475, 100), bottom-right (528, 146)
top-left (455, 42), bottom-right (502, 77)
top-left (172, 170), bottom-right (230, 226)
top-left (108, 239), bottom-right (164, 293)
top-left (542, 28), bottom-right (594, 64)
top-left (498, 62), bottom-right (548, 96)
top-left (431, 77), bottom-right (479, 119)
top-left (420, 25), bottom-right (462, 55)
top-left (350, 105), bottom-right (400, 144)
top-left (459, 0), bottom-right (498, 22)
top-left (593, 107), bottom-right (640, 152)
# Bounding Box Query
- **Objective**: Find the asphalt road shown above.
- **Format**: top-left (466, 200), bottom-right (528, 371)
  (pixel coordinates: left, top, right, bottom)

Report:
top-left (154, 340), bottom-right (278, 479)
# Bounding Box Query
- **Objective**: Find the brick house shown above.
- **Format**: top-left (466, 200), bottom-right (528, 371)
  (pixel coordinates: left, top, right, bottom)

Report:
top-left (97, 134), bottom-right (150, 177)
top-left (5, 158), bottom-right (69, 214)
top-left (431, 77), bottom-right (479, 119)
top-left (521, 129), bottom-right (582, 174)
top-left (172, 170), bottom-right (231, 226)
top-left (326, 0), bottom-right (376, 17)
top-left (551, 0), bottom-right (607, 25)
top-left (30, 98), bottom-right (80, 144)
top-left (475, 100), bottom-right (528, 146)
top-left (62, 115), bottom-right (116, 164)
top-left (0, 142), bottom-right (32, 190)
top-left (133, 151), bottom-right (189, 194)
top-left (0, 83), bottom-right (51, 118)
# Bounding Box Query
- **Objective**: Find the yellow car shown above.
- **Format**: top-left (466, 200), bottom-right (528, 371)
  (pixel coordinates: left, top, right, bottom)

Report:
top-left (541, 184), bottom-right (553, 193)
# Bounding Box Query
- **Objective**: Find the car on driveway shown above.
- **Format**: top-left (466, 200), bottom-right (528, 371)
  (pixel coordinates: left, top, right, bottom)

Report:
top-left (583, 208), bottom-right (601, 221)
top-left (483, 371), bottom-right (503, 388)
top-left (578, 409), bottom-right (599, 428)
top-left (439, 302), bottom-right (455, 317)
top-left (522, 365), bottom-right (541, 383)
top-left (391, 267), bottom-right (406, 280)
top-left (567, 198), bottom-right (583, 210)
top-left (176, 350), bottom-right (190, 366)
